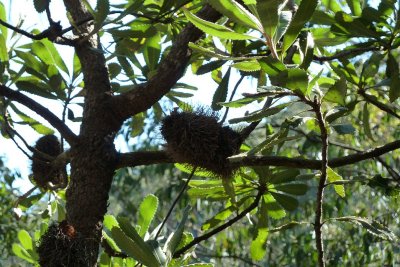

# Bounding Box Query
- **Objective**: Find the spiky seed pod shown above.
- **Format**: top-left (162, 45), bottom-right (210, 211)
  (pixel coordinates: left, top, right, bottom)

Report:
top-left (37, 221), bottom-right (93, 267)
top-left (161, 109), bottom-right (242, 177)
top-left (31, 135), bottom-right (67, 190)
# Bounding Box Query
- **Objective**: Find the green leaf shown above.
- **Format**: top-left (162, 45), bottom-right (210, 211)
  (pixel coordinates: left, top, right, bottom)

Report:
top-left (231, 60), bottom-right (261, 72)
top-left (332, 12), bottom-right (381, 38)
top-left (346, 0), bottom-right (362, 16)
top-left (138, 194), bottom-right (159, 237)
top-left (387, 52), bottom-right (400, 102)
top-left (219, 95), bottom-right (261, 108)
top-left (274, 11), bottom-right (292, 44)
top-left (0, 34), bottom-right (8, 62)
top-left (18, 230), bottom-right (34, 252)
top-left (270, 221), bottom-right (305, 232)
top-left (275, 183), bottom-right (308, 195)
top-left (212, 68), bottom-right (231, 111)
top-left (103, 214), bottom-right (119, 230)
top-left (183, 9), bottom-right (254, 40)
top-left (323, 76), bottom-right (347, 105)
top-left (32, 40), bottom-right (69, 74)
top-left (111, 227), bottom-right (160, 267)
top-left (283, 0), bottom-right (318, 53)
top-left (208, 0), bottom-right (261, 30)
top-left (259, 56), bottom-right (286, 76)
top-left (102, 231), bottom-right (121, 253)
top-left (12, 244), bottom-right (36, 263)
top-left (327, 167), bottom-right (345, 197)
top-left (263, 194), bottom-right (286, 219)
top-left (229, 103), bottom-right (287, 123)
top-left (286, 68), bottom-right (309, 94)
top-left (95, 0), bottom-right (110, 26)
top-left (99, 252), bottom-right (111, 266)
top-left (146, 240), bottom-right (167, 265)
top-left (143, 33), bottom-right (161, 71)
top-left (250, 198), bottom-right (269, 260)
top-left (256, 0), bottom-right (282, 38)
top-left (332, 124), bottom-right (355, 135)
top-left (0, 2), bottom-right (8, 39)
top-left (165, 206), bottom-right (191, 259)
top-left (196, 60), bottom-right (226, 75)
top-left (269, 169), bottom-right (300, 184)
top-left (270, 192), bottom-right (299, 211)
top-left (333, 216), bottom-right (398, 241)
top-left (33, 0), bottom-right (47, 13)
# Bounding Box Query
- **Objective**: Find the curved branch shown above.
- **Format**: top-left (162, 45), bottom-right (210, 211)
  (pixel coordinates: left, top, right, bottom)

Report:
top-left (111, 5), bottom-right (221, 121)
top-left (0, 84), bottom-right (78, 144)
top-left (116, 140), bottom-right (400, 170)
top-left (173, 187), bottom-right (265, 258)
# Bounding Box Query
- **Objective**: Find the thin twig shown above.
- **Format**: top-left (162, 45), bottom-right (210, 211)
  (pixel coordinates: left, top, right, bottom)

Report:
top-left (196, 252), bottom-right (262, 267)
top-left (173, 186), bottom-right (265, 258)
top-left (154, 167), bottom-right (196, 239)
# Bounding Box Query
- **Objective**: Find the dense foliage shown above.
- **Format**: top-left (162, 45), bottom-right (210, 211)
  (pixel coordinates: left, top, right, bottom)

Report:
top-left (0, 0), bottom-right (399, 266)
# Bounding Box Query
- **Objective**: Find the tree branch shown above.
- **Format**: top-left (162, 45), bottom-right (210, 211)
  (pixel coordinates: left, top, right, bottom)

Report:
top-left (173, 187), bottom-right (265, 258)
top-left (116, 139), bottom-right (400, 170)
top-left (358, 89), bottom-right (400, 119)
top-left (312, 98), bottom-right (328, 267)
top-left (111, 5), bottom-right (221, 121)
top-left (0, 84), bottom-right (78, 144)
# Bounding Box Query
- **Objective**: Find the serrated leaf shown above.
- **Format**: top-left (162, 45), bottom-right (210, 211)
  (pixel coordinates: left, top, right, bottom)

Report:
top-left (111, 227), bottom-right (160, 267)
top-left (283, 0), bottom-right (318, 53)
top-left (196, 60), bottom-right (226, 75)
top-left (231, 60), bottom-right (261, 72)
top-left (222, 178), bottom-right (236, 205)
top-left (270, 192), bottom-right (299, 211)
top-left (250, 198), bottom-right (268, 260)
top-left (327, 167), bottom-right (345, 197)
top-left (95, 0), bottom-right (109, 26)
top-left (208, 0), bottom-right (261, 30)
top-left (146, 240), bottom-right (167, 265)
top-left (138, 194), bottom-right (159, 237)
top-left (32, 40), bottom-right (69, 74)
top-left (218, 96), bottom-right (261, 108)
top-left (263, 194), bottom-right (286, 219)
top-left (0, 34), bottom-right (8, 62)
top-left (99, 252), bottom-right (111, 266)
top-left (274, 11), bottom-right (292, 44)
top-left (183, 9), bottom-right (254, 40)
top-left (102, 231), bottom-right (121, 253)
top-left (212, 68), bottom-right (230, 111)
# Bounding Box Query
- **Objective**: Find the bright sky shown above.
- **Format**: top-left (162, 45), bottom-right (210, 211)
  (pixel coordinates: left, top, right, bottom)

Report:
top-left (0, 0), bottom-right (260, 191)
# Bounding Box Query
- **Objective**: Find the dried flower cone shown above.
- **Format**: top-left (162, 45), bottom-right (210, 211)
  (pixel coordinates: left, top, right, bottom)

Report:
top-left (161, 109), bottom-right (242, 177)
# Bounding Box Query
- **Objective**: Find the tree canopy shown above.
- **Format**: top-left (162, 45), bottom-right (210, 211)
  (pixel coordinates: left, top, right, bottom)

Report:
top-left (0, 0), bottom-right (399, 266)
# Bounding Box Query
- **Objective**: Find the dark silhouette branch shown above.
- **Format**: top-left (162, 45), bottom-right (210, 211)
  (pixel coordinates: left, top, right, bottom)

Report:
top-left (0, 84), bottom-right (78, 144)
top-left (111, 5), bottom-right (222, 121)
top-left (173, 187), bottom-right (265, 258)
top-left (116, 140), bottom-right (400, 171)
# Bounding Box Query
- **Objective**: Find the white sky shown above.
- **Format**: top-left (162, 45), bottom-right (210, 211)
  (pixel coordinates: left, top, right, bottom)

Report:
top-left (0, 0), bottom-right (260, 190)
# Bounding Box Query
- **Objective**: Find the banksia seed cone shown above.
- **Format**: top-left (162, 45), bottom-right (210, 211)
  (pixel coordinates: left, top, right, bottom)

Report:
top-left (38, 221), bottom-right (92, 266)
top-left (161, 109), bottom-right (242, 177)
top-left (31, 135), bottom-right (67, 190)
